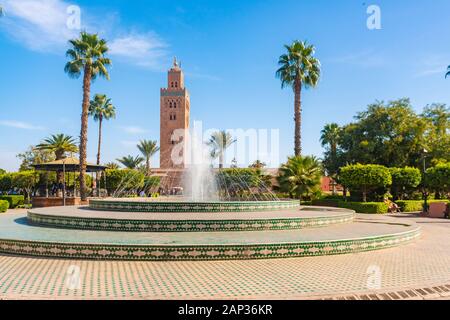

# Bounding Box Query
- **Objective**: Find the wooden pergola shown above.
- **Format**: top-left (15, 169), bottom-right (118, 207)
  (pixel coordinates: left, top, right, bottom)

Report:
top-left (32, 157), bottom-right (107, 207)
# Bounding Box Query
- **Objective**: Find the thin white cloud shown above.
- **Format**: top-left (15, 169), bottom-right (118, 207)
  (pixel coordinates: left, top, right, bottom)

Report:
top-left (0, 0), bottom-right (169, 69)
top-left (414, 54), bottom-right (449, 78)
top-left (329, 49), bottom-right (385, 68)
top-left (118, 126), bottom-right (148, 135)
top-left (120, 140), bottom-right (140, 148)
top-left (0, 120), bottom-right (46, 130)
top-left (0, 0), bottom-right (80, 52)
top-left (109, 32), bottom-right (168, 69)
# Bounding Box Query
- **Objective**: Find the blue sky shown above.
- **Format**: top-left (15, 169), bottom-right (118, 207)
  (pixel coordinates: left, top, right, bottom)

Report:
top-left (1, 0), bottom-right (450, 171)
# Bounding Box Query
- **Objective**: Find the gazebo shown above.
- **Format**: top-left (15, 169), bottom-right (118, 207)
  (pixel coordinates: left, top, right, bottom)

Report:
top-left (32, 157), bottom-right (107, 207)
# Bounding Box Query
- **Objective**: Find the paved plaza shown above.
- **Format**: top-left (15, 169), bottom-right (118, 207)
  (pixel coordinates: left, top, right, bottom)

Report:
top-left (0, 210), bottom-right (449, 300)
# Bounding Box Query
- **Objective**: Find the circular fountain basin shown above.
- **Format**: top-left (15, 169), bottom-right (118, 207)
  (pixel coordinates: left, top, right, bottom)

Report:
top-left (0, 213), bottom-right (420, 261)
top-left (27, 206), bottom-right (355, 232)
top-left (89, 198), bottom-right (300, 213)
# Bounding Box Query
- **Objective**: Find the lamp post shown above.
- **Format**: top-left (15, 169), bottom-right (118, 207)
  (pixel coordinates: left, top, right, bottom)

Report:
top-left (422, 148), bottom-right (428, 214)
top-left (62, 159), bottom-right (66, 207)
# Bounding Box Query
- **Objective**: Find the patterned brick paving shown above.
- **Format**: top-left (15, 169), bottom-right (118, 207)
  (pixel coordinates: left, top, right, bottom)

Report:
top-left (0, 213), bottom-right (449, 299)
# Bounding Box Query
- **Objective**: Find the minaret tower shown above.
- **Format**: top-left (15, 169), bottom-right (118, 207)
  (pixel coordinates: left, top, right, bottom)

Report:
top-left (160, 58), bottom-right (190, 169)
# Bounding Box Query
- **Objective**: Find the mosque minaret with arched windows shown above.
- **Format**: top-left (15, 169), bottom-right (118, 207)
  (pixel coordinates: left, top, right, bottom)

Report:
top-left (159, 57), bottom-right (190, 169)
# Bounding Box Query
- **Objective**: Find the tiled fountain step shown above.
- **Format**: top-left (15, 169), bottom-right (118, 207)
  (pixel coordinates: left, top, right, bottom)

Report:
top-left (27, 206), bottom-right (355, 232)
top-left (89, 199), bottom-right (300, 213)
top-left (0, 213), bottom-right (420, 261)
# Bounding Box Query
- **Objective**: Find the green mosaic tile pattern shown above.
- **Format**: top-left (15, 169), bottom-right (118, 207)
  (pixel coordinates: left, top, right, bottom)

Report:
top-left (89, 199), bottom-right (300, 213)
top-left (0, 230), bottom-right (420, 261)
top-left (0, 213), bottom-right (421, 261)
top-left (27, 211), bottom-right (355, 232)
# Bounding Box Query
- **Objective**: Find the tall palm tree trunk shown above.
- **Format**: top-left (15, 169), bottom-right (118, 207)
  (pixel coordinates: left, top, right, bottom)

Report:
top-left (219, 151), bottom-right (224, 169)
top-left (94, 115), bottom-right (103, 196)
top-left (96, 115), bottom-right (102, 165)
top-left (146, 157), bottom-right (150, 176)
top-left (79, 64), bottom-right (92, 201)
top-left (294, 78), bottom-right (302, 156)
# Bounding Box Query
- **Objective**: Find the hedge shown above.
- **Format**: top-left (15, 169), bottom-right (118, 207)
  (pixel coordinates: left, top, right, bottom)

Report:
top-left (0, 200), bottom-right (9, 213)
top-left (311, 199), bottom-right (389, 214)
top-left (311, 199), bottom-right (341, 207)
top-left (336, 201), bottom-right (389, 214)
top-left (0, 195), bottom-right (25, 208)
top-left (396, 200), bottom-right (450, 213)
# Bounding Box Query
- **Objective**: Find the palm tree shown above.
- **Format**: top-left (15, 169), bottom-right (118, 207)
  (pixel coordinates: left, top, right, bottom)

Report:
top-left (89, 94), bottom-right (116, 165)
top-left (35, 134), bottom-right (78, 160)
top-left (65, 32), bottom-right (112, 201)
top-left (207, 130), bottom-right (236, 169)
top-left (105, 162), bottom-right (119, 169)
top-left (117, 155), bottom-right (144, 169)
top-left (276, 41), bottom-right (321, 156)
top-left (35, 134), bottom-right (78, 183)
top-left (277, 156), bottom-right (322, 201)
top-left (320, 123), bottom-right (341, 194)
top-left (320, 123), bottom-right (341, 156)
top-left (137, 140), bottom-right (159, 176)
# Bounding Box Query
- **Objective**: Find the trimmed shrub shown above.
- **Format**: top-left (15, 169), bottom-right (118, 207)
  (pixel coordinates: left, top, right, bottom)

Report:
top-left (0, 200), bottom-right (9, 213)
top-left (0, 195), bottom-right (25, 208)
top-left (311, 199), bottom-right (341, 207)
top-left (425, 163), bottom-right (450, 196)
top-left (337, 201), bottom-right (389, 214)
top-left (396, 200), bottom-right (423, 212)
top-left (339, 164), bottom-right (392, 202)
top-left (389, 167), bottom-right (421, 199)
top-left (0, 173), bottom-right (12, 192)
top-left (387, 200), bottom-right (449, 213)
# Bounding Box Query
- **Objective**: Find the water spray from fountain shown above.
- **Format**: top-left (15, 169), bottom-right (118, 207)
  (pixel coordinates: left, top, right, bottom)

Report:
top-left (183, 126), bottom-right (219, 202)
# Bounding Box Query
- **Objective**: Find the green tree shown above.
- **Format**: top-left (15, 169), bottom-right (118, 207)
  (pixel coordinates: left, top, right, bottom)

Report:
top-left (208, 131), bottom-right (236, 169)
top-left (339, 99), bottom-right (427, 167)
top-left (11, 171), bottom-right (38, 203)
top-left (65, 32), bottom-right (112, 201)
top-left (137, 140), bottom-right (160, 176)
top-left (0, 173), bottom-right (12, 192)
top-left (339, 164), bottom-right (392, 202)
top-left (276, 40), bottom-right (321, 156)
top-left (277, 156), bottom-right (322, 201)
top-left (89, 94), bottom-right (116, 165)
top-left (389, 167), bottom-right (422, 200)
top-left (421, 104), bottom-right (450, 164)
top-left (17, 146), bottom-right (55, 171)
top-left (425, 163), bottom-right (450, 198)
top-left (117, 155), bottom-right (144, 169)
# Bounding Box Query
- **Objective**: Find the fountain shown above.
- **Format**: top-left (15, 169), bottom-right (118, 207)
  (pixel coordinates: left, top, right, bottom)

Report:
top-left (0, 127), bottom-right (421, 261)
top-left (183, 128), bottom-right (218, 202)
